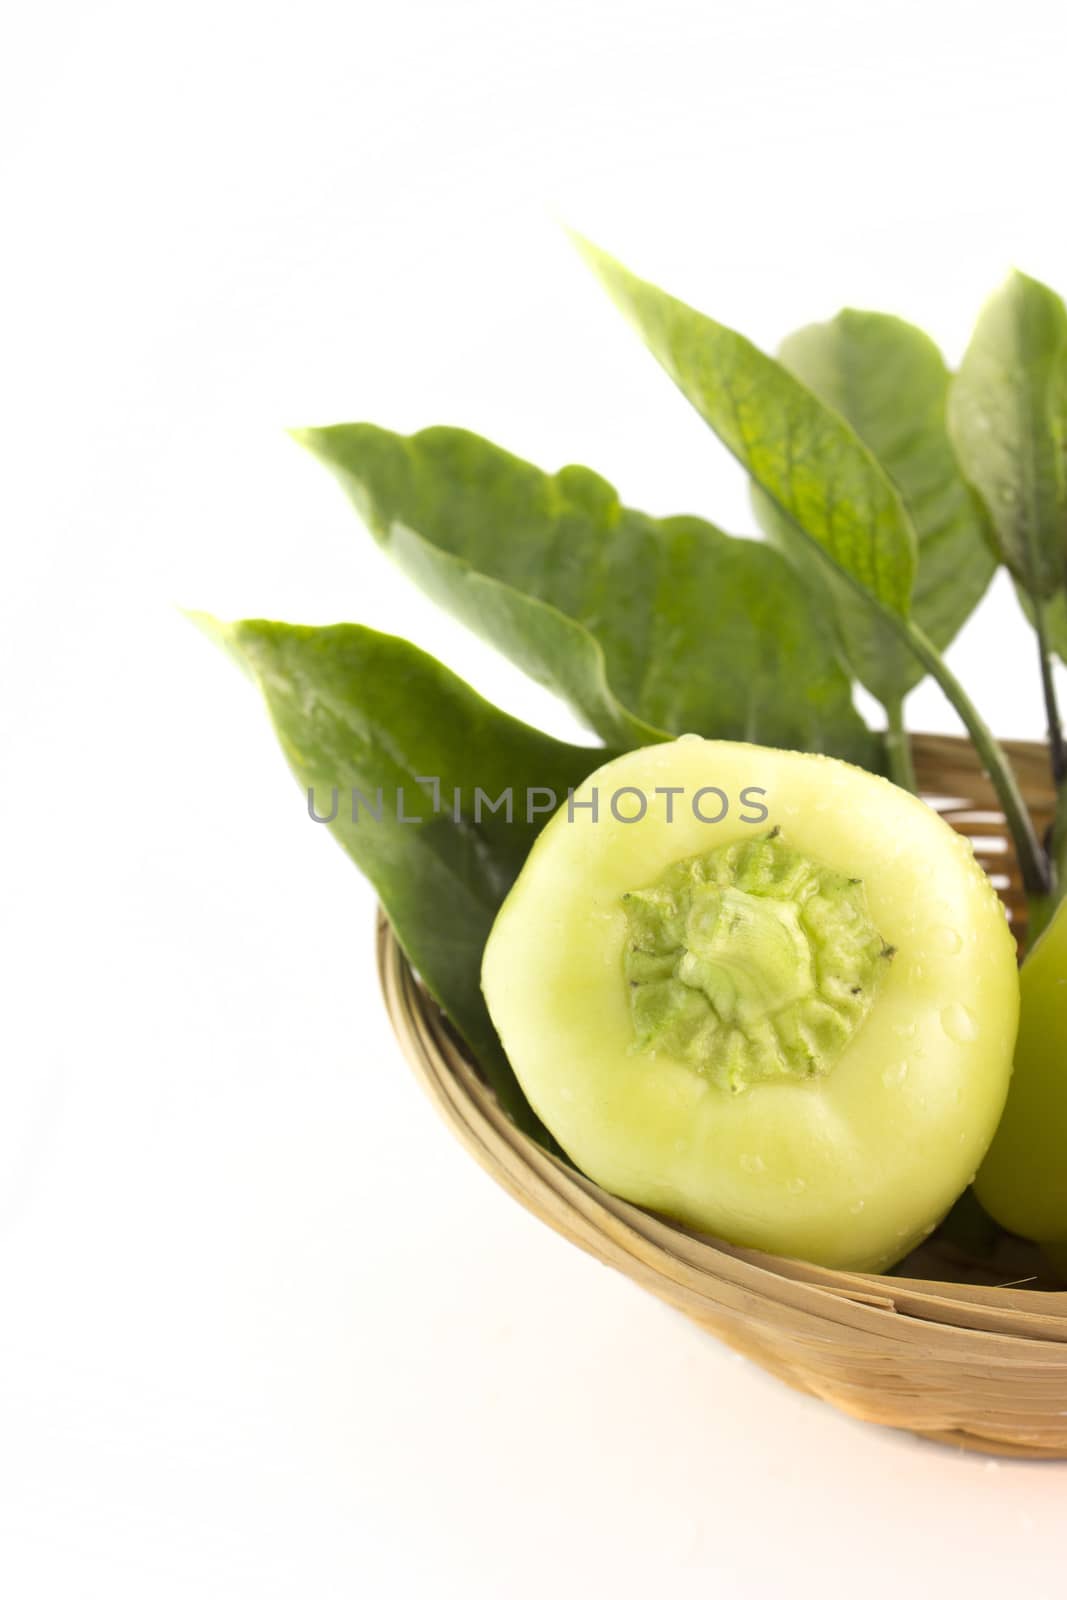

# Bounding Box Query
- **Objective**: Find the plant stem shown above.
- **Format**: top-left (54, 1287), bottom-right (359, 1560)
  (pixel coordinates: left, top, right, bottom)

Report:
top-left (903, 619), bottom-right (1050, 899)
top-left (1033, 594), bottom-right (1067, 786)
top-left (884, 699), bottom-right (917, 794)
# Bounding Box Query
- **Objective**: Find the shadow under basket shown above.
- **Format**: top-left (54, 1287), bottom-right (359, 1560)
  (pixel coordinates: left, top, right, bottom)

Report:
top-left (376, 733), bottom-right (1067, 1459)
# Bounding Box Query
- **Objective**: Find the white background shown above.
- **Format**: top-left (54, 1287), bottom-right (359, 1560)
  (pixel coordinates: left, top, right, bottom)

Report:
top-left (5, 1), bottom-right (1067, 1594)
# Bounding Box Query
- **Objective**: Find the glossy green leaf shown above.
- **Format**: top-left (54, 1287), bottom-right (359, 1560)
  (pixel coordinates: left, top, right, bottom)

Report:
top-left (296, 424), bottom-right (879, 768)
top-left (752, 311), bottom-right (997, 706)
top-left (207, 616), bottom-right (601, 1143)
top-left (949, 270), bottom-right (1067, 602)
top-left (573, 238), bottom-right (918, 617)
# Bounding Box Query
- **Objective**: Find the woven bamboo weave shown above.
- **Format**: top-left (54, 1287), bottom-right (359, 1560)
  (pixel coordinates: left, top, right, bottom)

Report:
top-left (376, 734), bottom-right (1067, 1458)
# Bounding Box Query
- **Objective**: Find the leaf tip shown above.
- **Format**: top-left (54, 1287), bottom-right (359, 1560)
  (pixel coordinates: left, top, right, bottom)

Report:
top-left (562, 223), bottom-right (594, 256)
top-left (564, 227), bottom-right (622, 285)
top-left (286, 425), bottom-right (323, 455)
top-left (182, 605), bottom-right (225, 640)
top-left (288, 425), bottom-right (349, 472)
top-left (183, 609), bottom-right (254, 679)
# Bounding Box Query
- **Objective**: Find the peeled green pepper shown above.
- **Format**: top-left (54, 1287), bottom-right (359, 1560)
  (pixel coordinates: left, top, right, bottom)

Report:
top-left (976, 894), bottom-right (1067, 1241)
top-left (482, 737), bottom-right (1019, 1271)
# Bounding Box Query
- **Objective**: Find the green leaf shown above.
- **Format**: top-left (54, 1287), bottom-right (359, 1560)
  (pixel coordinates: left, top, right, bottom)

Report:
top-left (295, 424), bottom-right (879, 768)
top-left (949, 270), bottom-right (1067, 603)
top-left (752, 311), bottom-right (996, 707)
top-left (209, 617), bottom-right (602, 1144)
top-left (571, 243), bottom-right (1054, 890)
top-left (573, 237), bottom-right (918, 617)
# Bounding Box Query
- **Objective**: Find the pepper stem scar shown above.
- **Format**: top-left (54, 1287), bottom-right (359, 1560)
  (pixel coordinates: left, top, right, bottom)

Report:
top-left (622, 831), bottom-right (892, 1092)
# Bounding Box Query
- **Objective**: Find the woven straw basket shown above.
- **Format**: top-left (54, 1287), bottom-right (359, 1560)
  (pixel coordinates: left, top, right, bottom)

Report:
top-left (377, 733), bottom-right (1067, 1459)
